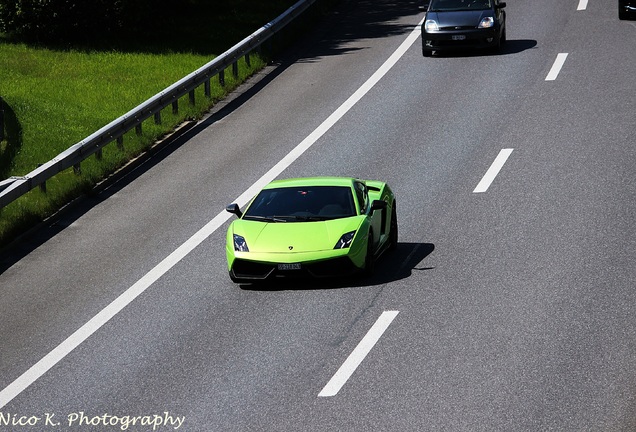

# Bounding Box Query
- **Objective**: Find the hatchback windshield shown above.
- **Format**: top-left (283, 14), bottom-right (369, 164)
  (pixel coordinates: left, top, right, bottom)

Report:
top-left (430, 0), bottom-right (492, 11)
top-left (243, 186), bottom-right (357, 222)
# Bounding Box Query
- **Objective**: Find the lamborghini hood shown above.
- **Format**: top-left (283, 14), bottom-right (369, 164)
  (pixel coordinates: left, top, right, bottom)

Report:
top-left (231, 217), bottom-right (364, 253)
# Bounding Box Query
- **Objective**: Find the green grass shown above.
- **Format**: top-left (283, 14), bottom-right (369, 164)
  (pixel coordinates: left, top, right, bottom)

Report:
top-left (0, 0), bottom-right (311, 248)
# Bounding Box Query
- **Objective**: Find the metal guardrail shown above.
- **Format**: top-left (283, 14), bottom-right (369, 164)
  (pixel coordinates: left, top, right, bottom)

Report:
top-left (0, 0), bottom-right (316, 209)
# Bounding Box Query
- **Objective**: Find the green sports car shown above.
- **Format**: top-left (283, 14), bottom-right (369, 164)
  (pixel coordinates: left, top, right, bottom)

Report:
top-left (225, 177), bottom-right (398, 283)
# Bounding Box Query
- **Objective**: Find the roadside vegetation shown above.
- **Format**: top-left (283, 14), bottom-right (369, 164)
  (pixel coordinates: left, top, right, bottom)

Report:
top-left (0, 0), bottom-right (312, 248)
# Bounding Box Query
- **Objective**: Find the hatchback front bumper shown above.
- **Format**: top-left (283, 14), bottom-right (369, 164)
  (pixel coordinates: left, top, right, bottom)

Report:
top-left (422, 27), bottom-right (500, 51)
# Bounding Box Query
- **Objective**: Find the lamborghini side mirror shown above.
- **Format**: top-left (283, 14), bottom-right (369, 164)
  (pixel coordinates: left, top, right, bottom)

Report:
top-left (370, 200), bottom-right (387, 213)
top-left (226, 203), bottom-right (242, 218)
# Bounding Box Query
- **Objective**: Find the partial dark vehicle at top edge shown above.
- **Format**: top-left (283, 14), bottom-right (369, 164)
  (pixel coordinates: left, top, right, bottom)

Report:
top-left (619, 0), bottom-right (636, 19)
top-left (421, 0), bottom-right (506, 57)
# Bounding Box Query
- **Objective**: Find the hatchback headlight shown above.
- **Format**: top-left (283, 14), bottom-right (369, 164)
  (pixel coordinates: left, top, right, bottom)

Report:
top-left (424, 19), bottom-right (439, 32)
top-left (478, 17), bottom-right (494, 28)
top-left (334, 231), bottom-right (356, 249)
top-left (233, 234), bottom-right (249, 252)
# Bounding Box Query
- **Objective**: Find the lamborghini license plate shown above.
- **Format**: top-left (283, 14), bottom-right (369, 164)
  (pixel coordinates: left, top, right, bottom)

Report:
top-left (278, 263), bottom-right (301, 271)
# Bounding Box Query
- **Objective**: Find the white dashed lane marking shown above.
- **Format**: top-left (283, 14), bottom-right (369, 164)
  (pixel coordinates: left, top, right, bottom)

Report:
top-left (319, 311), bottom-right (400, 397)
top-left (545, 53), bottom-right (569, 81)
top-left (473, 149), bottom-right (514, 193)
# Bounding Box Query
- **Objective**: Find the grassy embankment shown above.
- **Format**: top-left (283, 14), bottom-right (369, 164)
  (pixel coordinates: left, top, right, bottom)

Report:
top-left (0, 1), bottom-right (302, 248)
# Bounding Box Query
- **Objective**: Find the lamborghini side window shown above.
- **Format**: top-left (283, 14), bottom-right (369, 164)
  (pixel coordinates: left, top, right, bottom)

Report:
top-left (354, 182), bottom-right (368, 214)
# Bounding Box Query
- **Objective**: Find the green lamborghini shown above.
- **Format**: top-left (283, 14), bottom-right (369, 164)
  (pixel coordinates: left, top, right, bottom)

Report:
top-left (225, 177), bottom-right (398, 283)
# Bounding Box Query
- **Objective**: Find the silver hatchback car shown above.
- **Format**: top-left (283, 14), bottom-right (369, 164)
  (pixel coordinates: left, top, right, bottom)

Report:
top-left (421, 0), bottom-right (507, 56)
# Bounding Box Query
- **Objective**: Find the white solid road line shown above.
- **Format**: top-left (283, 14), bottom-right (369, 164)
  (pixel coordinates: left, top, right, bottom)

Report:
top-left (545, 53), bottom-right (569, 81)
top-left (319, 311), bottom-right (399, 397)
top-left (577, 0), bottom-right (589, 10)
top-left (0, 19), bottom-right (425, 410)
top-left (473, 149), bottom-right (514, 193)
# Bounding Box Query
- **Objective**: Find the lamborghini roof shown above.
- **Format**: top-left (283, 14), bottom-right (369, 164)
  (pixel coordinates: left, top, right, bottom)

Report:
top-left (263, 177), bottom-right (358, 189)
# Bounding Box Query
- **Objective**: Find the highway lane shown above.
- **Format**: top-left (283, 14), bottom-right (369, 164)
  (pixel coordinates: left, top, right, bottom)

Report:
top-left (2, 0), bottom-right (636, 430)
top-left (351, 1), bottom-right (636, 430)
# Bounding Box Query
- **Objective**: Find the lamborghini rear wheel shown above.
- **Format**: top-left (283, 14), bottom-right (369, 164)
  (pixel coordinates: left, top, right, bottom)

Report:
top-left (389, 203), bottom-right (398, 251)
top-left (363, 229), bottom-right (375, 276)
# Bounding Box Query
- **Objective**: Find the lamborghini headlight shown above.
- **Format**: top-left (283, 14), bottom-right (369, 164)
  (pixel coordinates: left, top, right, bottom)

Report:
top-left (233, 234), bottom-right (249, 252)
top-left (334, 231), bottom-right (356, 249)
top-left (478, 17), bottom-right (494, 28)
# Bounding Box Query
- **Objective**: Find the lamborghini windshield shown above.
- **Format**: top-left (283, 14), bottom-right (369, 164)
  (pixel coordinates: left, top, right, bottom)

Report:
top-left (243, 186), bottom-right (357, 222)
top-left (429, 0), bottom-right (492, 11)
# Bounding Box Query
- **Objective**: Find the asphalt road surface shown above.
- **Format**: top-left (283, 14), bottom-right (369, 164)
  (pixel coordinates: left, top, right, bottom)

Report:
top-left (1, 0), bottom-right (636, 430)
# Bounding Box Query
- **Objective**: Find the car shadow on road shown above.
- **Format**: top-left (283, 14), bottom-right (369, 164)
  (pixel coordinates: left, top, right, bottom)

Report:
top-left (238, 242), bottom-right (435, 291)
top-left (429, 39), bottom-right (537, 57)
top-left (500, 39), bottom-right (538, 55)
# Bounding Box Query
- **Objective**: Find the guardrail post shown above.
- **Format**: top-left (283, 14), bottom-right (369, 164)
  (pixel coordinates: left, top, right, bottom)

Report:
top-left (172, 100), bottom-right (179, 115)
top-left (154, 112), bottom-right (162, 125)
top-left (117, 136), bottom-right (124, 150)
top-left (0, 97), bottom-right (4, 142)
top-left (219, 70), bottom-right (225, 87)
top-left (37, 164), bottom-right (46, 192)
top-left (245, 53), bottom-right (251, 68)
top-left (96, 148), bottom-right (103, 160)
top-left (73, 163), bottom-right (81, 175)
top-left (204, 79), bottom-right (211, 98)
top-left (135, 124), bottom-right (142, 136)
top-left (232, 61), bottom-right (239, 78)
top-left (189, 89), bottom-right (195, 106)
top-left (264, 39), bottom-right (273, 58)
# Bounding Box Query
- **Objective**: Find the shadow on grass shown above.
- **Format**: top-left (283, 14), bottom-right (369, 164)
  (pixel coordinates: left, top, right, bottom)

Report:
top-left (0, 99), bottom-right (22, 180)
top-left (0, 0), bottom-right (337, 56)
top-left (237, 242), bottom-right (435, 291)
